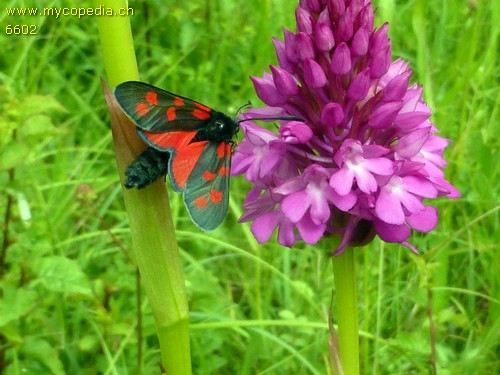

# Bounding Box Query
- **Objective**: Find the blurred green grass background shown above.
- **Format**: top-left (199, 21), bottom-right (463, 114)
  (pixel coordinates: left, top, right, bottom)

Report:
top-left (0, 0), bottom-right (498, 374)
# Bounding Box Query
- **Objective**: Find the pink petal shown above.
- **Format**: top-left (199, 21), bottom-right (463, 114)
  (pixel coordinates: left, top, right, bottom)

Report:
top-left (296, 32), bottom-right (315, 60)
top-left (347, 68), bottom-right (371, 100)
top-left (314, 21), bottom-right (335, 52)
top-left (374, 220), bottom-right (411, 243)
top-left (231, 153), bottom-right (253, 175)
top-left (250, 76), bottom-right (284, 106)
top-left (330, 167), bottom-right (354, 195)
top-left (375, 190), bottom-right (405, 224)
top-left (406, 206), bottom-right (438, 232)
top-left (396, 127), bottom-right (430, 158)
top-left (369, 101), bottom-right (403, 129)
top-left (281, 191), bottom-right (310, 222)
top-left (354, 167), bottom-right (378, 193)
top-left (394, 111), bottom-right (431, 131)
top-left (251, 212), bottom-right (280, 243)
top-left (273, 37), bottom-right (295, 73)
top-left (403, 176), bottom-right (438, 198)
top-left (321, 102), bottom-right (344, 127)
top-left (278, 220), bottom-right (296, 247)
top-left (303, 58), bottom-right (327, 88)
top-left (271, 65), bottom-right (299, 97)
top-left (329, 189), bottom-right (357, 211)
top-left (383, 70), bottom-right (412, 102)
top-left (399, 191), bottom-right (424, 213)
top-left (331, 42), bottom-right (351, 75)
top-left (364, 157), bottom-right (394, 175)
top-left (296, 6), bottom-right (313, 35)
top-left (296, 215), bottom-right (325, 244)
top-left (351, 28), bottom-right (369, 56)
top-left (310, 195), bottom-right (331, 224)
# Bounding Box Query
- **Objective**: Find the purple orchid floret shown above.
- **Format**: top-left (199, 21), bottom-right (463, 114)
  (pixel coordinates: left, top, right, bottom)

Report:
top-left (231, 0), bottom-right (459, 254)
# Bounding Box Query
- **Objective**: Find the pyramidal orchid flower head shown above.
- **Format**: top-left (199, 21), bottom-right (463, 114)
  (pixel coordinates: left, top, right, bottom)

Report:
top-left (231, 0), bottom-right (460, 254)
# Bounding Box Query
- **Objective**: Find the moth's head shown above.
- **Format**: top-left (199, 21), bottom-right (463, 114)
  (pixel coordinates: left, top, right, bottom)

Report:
top-left (208, 111), bottom-right (239, 142)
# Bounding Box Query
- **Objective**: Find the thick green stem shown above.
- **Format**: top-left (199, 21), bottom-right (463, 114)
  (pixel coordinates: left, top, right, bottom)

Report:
top-left (332, 248), bottom-right (359, 375)
top-left (96, 1), bottom-right (191, 373)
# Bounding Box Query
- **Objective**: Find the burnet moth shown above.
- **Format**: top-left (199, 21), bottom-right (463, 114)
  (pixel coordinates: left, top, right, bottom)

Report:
top-left (114, 81), bottom-right (301, 231)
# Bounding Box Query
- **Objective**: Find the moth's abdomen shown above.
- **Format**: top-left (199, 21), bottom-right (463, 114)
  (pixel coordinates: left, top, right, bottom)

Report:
top-left (125, 147), bottom-right (170, 189)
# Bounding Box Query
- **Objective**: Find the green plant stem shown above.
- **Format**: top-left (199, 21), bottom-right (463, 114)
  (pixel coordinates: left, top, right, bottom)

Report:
top-left (332, 248), bottom-right (359, 375)
top-left (96, 1), bottom-right (191, 374)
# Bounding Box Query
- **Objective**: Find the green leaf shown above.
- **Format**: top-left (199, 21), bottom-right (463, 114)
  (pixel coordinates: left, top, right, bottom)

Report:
top-left (0, 141), bottom-right (31, 171)
top-left (278, 309), bottom-right (296, 320)
top-left (291, 280), bottom-right (314, 299)
top-left (19, 114), bottom-right (58, 139)
top-left (23, 95), bottom-right (66, 117)
top-left (0, 322), bottom-right (22, 344)
top-left (34, 256), bottom-right (92, 297)
top-left (0, 284), bottom-right (37, 327)
top-left (0, 119), bottom-right (17, 146)
top-left (22, 338), bottom-right (65, 375)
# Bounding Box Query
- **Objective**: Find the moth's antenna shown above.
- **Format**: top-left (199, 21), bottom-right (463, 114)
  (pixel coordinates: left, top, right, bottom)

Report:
top-left (235, 100), bottom-right (304, 123)
top-left (238, 115), bottom-right (303, 124)
top-left (235, 101), bottom-right (252, 116)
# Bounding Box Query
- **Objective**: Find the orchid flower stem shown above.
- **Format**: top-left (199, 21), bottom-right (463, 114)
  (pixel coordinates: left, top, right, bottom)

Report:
top-left (332, 247), bottom-right (360, 375)
top-left (96, 1), bottom-right (191, 374)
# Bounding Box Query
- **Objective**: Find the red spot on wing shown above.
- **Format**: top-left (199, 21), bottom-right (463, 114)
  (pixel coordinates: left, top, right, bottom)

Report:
top-left (174, 97), bottom-right (184, 106)
top-left (194, 196), bottom-right (208, 208)
top-left (136, 102), bottom-right (149, 116)
top-left (141, 130), bottom-right (206, 190)
top-left (141, 130), bottom-right (196, 150)
top-left (210, 190), bottom-right (223, 204)
top-left (146, 91), bottom-right (158, 105)
top-left (203, 171), bottom-right (217, 181)
top-left (216, 143), bottom-right (228, 158)
top-left (167, 107), bottom-right (176, 121)
top-left (170, 142), bottom-right (207, 190)
top-left (171, 141), bottom-right (206, 189)
top-left (195, 102), bottom-right (211, 112)
top-left (192, 109), bottom-right (211, 120)
top-left (218, 166), bottom-right (229, 176)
